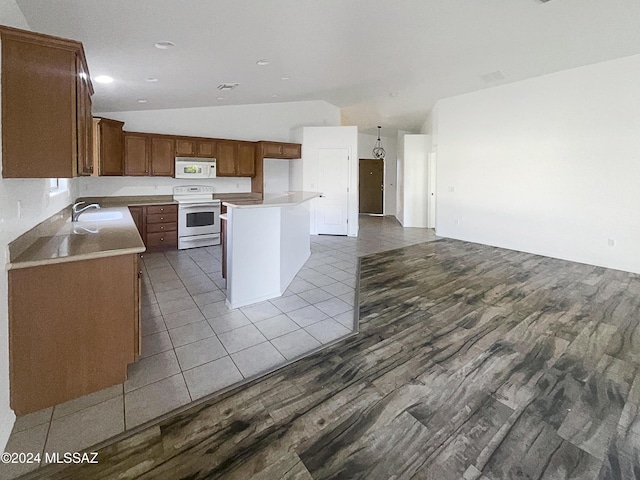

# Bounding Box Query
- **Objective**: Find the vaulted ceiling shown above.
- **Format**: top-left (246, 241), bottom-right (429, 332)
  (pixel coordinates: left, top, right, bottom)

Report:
top-left (15, 0), bottom-right (640, 132)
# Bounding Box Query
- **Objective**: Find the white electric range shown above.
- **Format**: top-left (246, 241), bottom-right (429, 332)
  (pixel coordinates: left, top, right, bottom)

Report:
top-left (173, 186), bottom-right (221, 249)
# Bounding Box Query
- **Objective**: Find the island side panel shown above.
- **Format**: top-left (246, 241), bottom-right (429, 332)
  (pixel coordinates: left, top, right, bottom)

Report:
top-left (8, 254), bottom-right (137, 414)
top-left (280, 202), bottom-right (311, 292)
top-left (227, 206), bottom-right (281, 309)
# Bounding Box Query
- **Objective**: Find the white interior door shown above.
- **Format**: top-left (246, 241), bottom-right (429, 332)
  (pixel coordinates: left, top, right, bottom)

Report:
top-left (316, 148), bottom-right (349, 235)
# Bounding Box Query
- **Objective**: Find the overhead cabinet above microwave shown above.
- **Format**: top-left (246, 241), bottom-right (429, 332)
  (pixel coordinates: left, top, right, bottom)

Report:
top-left (175, 137), bottom-right (216, 158)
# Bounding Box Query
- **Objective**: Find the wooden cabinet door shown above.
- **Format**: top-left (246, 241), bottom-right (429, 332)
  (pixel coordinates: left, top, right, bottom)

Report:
top-left (1, 32), bottom-right (78, 178)
top-left (150, 136), bottom-right (175, 176)
top-left (175, 138), bottom-right (196, 156)
top-left (76, 55), bottom-right (93, 176)
top-left (197, 140), bottom-right (216, 157)
top-left (282, 143), bottom-right (301, 158)
top-left (124, 134), bottom-right (149, 176)
top-left (9, 255), bottom-right (137, 414)
top-left (98, 118), bottom-right (124, 175)
top-left (237, 142), bottom-right (256, 177)
top-left (262, 142), bottom-right (282, 158)
top-left (216, 141), bottom-right (237, 176)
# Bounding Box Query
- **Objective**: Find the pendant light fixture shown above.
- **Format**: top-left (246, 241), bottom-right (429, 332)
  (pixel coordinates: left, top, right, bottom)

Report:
top-left (372, 126), bottom-right (386, 160)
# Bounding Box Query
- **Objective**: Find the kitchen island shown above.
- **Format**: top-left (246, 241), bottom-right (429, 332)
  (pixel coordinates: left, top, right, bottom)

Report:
top-left (223, 191), bottom-right (321, 308)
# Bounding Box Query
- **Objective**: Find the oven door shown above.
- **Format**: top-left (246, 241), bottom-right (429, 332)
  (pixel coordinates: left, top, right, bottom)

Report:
top-left (178, 203), bottom-right (221, 237)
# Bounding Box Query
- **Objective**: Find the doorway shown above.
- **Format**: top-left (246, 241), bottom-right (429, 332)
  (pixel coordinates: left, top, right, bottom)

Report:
top-left (359, 159), bottom-right (383, 215)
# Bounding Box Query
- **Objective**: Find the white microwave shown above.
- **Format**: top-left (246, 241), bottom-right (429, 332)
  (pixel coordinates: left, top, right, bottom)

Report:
top-left (175, 158), bottom-right (217, 179)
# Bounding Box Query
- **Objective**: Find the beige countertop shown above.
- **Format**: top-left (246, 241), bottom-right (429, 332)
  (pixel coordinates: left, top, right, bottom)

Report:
top-left (76, 195), bottom-right (176, 207)
top-left (213, 192), bottom-right (262, 201)
top-left (8, 205), bottom-right (145, 270)
top-left (222, 191), bottom-right (321, 209)
top-left (7, 193), bottom-right (262, 270)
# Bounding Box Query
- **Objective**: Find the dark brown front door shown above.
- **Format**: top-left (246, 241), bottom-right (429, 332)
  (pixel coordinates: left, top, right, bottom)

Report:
top-left (359, 159), bottom-right (384, 214)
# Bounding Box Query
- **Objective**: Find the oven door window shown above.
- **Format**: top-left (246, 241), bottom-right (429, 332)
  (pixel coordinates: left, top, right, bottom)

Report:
top-left (186, 211), bottom-right (215, 227)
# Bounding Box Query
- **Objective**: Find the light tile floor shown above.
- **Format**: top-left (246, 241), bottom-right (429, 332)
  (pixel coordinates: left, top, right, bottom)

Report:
top-left (0, 216), bottom-right (437, 478)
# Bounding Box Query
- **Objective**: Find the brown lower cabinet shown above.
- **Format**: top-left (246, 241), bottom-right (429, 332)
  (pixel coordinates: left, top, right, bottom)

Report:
top-left (129, 204), bottom-right (178, 251)
top-left (9, 254), bottom-right (139, 414)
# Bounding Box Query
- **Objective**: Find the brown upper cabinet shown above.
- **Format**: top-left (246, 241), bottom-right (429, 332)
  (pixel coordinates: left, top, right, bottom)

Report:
top-left (124, 133), bottom-right (149, 176)
top-left (1, 26), bottom-right (94, 178)
top-left (175, 137), bottom-right (216, 158)
top-left (124, 133), bottom-right (175, 177)
top-left (76, 57), bottom-right (93, 176)
top-left (216, 140), bottom-right (256, 177)
top-left (93, 117), bottom-right (124, 176)
top-left (150, 136), bottom-right (175, 176)
top-left (175, 138), bottom-right (196, 156)
top-left (238, 142), bottom-right (256, 176)
top-left (259, 141), bottom-right (301, 159)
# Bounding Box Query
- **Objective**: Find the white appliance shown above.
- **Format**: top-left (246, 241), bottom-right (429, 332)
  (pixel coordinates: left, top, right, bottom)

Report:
top-left (173, 186), bottom-right (221, 249)
top-left (175, 157), bottom-right (217, 179)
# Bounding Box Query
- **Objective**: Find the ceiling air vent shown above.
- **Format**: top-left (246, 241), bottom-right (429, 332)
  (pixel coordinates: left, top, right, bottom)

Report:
top-left (480, 71), bottom-right (505, 83)
top-left (217, 83), bottom-right (240, 91)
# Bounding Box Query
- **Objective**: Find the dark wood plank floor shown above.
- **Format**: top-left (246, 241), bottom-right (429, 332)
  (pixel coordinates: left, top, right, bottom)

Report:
top-left (25, 239), bottom-right (640, 479)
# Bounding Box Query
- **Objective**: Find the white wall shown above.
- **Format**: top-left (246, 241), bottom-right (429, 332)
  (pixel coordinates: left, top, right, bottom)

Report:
top-left (98, 100), bottom-right (340, 142)
top-left (434, 53), bottom-right (640, 274)
top-left (296, 126), bottom-right (359, 237)
top-left (357, 133), bottom-right (397, 216)
top-left (263, 159), bottom-right (291, 199)
top-left (395, 131), bottom-right (406, 224)
top-left (0, 2), bottom-right (80, 449)
top-left (78, 176), bottom-right (250, 197)
top-left (398, 134), bottom-right (430, 228)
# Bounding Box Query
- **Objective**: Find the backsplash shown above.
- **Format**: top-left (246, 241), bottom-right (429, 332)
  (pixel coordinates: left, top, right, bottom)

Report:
top-left (78, 176), bottom-right (251, 197)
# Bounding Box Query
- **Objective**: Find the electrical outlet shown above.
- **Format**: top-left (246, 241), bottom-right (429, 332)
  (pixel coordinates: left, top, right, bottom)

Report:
top-left (454, 219), bottom-right (460, 225)
top-left (608, 238), bottom-right (616, 247)
top-left (449, 186), bottom-right (455, 193)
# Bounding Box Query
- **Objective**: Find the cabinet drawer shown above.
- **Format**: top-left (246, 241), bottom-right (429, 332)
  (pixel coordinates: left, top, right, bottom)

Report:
top-left (146, 222), bottom-right (176, 233)
top-left (146, 213), bottom-right (177, 224)
top-left (146, 231), bottom-right (177, 247)
top-left (147, 204), bottom-right (177, 215)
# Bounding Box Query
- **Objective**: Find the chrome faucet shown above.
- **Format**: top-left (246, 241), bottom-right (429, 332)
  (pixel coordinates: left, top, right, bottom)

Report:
top-left (72, 201), bottom-right (100, 222)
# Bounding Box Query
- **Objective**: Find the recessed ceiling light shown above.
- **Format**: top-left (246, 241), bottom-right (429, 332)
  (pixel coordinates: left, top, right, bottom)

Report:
top-left (154, 41), bottom-right (175, 50)
top-left (256, 59), bottom-right (270, 66)
top-left (271, 94), bottom-right (279, 98)
top-left (94, 75), bottom-right (114, 84)
top-left (389, 92), bottom-right (398, 97)
top-left (137, 99), bottom-right (148, 103)
top-left (281, 76), bottom-right (292, 80)
top-left (216, 97), bottom-right (224, 100)
top-left (145, 77), bottom-right (159, 83)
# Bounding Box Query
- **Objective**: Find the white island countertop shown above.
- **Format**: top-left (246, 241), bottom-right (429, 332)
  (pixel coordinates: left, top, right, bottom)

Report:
top-left (222, 191), bottom-right (321, 209)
